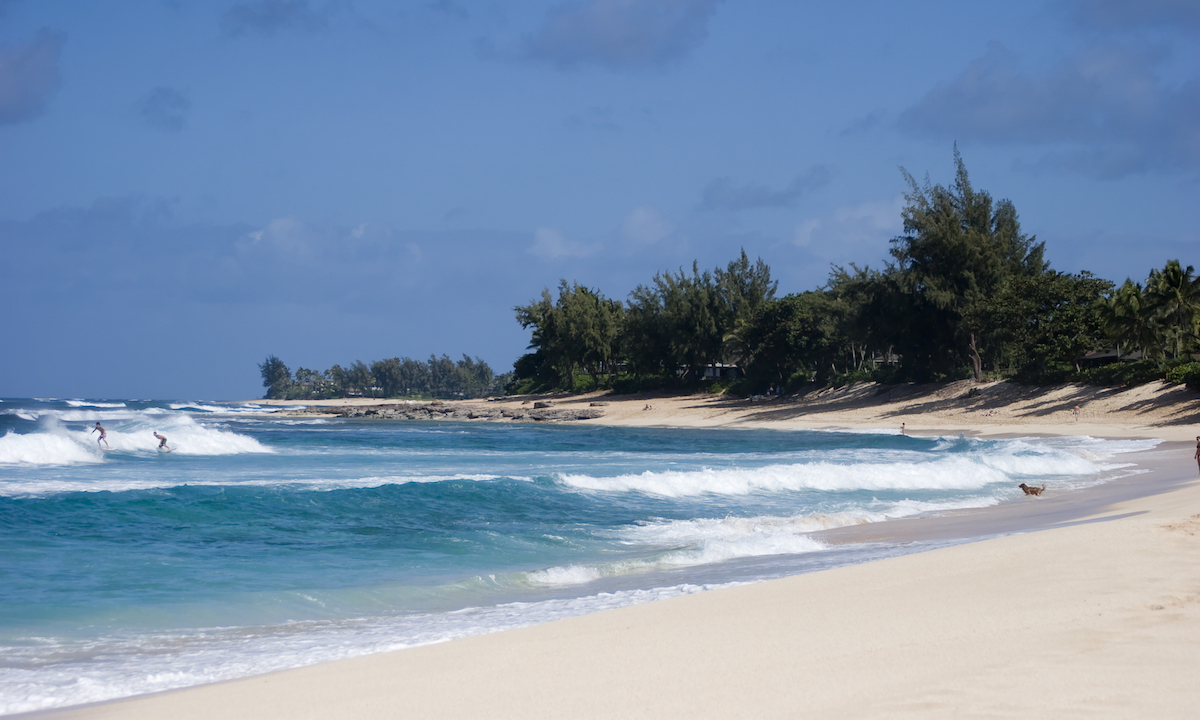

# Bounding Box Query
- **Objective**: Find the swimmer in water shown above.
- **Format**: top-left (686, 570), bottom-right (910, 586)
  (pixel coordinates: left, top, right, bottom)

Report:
top-left (92, 422), bottom-right (109, 449)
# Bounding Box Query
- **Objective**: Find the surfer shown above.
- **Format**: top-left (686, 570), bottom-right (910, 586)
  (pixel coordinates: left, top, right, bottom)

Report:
top-left (154, 432), bottom-right (169, 451)
top-left (92, 422), bottom-right (109, 449)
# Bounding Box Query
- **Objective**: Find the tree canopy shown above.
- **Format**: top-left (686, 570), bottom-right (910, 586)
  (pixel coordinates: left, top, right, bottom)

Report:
top-left (258, 354), bottom-right (503, 400)
top-left (509, 151), bottom-right (1197, 395)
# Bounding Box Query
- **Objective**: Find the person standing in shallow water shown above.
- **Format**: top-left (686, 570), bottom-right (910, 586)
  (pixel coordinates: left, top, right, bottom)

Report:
top-left (92, 422), bottom-right (109, 449)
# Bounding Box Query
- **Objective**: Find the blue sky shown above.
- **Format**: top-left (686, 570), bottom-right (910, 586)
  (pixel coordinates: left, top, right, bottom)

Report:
top-left (1, 0), bottom-right (1197, 399)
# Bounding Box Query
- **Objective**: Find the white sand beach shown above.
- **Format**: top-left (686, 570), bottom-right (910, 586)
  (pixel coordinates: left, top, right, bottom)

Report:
top-left (28, 381), bottom-right (1200, 719)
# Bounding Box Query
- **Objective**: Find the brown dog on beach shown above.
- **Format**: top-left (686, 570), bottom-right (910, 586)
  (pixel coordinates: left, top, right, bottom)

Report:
top-left (1019, 483), bottom-right (1045, 496)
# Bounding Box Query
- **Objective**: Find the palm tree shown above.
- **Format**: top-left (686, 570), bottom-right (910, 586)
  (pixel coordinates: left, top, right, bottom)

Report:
top-left (1102, 280), bottom-right (1150, 359)
top-left (1144, 260), bottom-right (1200, 359)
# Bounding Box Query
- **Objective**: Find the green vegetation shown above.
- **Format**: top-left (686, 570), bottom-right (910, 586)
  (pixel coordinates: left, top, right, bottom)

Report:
top-left (511, 251), bottom-right (776, 394)
top-left (511, 151), bottom-right (1199, 395)
top-left (258, 354), bottom-right (505, 400)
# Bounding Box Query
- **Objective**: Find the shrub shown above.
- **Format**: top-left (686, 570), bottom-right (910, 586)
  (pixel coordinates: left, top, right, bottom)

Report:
top-left (609, 373), bottom-right (672, 395)
top-left (1075, 360), bottom-right (1165, 387)
top-left (1165, 361), bottom-right (1200, 391)
top-left (505, 377), bottom-right (554, 395)
top-left (571, 375), bottom-right (598, 394)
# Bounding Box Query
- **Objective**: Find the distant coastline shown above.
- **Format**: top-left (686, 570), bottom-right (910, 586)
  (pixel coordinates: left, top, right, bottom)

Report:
top-left (255, 378), bottom-right (1200, 441)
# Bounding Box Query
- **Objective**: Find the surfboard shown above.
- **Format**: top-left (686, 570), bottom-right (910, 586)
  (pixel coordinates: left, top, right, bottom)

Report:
top-left (158, 446), bottom-right (173, 453)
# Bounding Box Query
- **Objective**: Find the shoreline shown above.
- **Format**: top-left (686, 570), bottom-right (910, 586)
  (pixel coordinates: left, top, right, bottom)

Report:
top-left (22, 384), bottom-right (1200, 718)
top-left (24, 439), bottom-right (1200, 719)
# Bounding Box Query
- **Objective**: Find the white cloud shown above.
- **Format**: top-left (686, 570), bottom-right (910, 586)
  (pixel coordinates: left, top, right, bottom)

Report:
top-left (527, 226), bottom-right (600, 258)
top-left (621, 206), bottom-right (672, 244)
top-left (701, 165), bottom-right (833, 211)
top-left (524, 0), bottom-right (723, 70)
top-left (241, 217), bottom-right (311, 259)
top-left (792, 197), bottom-right (904, 262)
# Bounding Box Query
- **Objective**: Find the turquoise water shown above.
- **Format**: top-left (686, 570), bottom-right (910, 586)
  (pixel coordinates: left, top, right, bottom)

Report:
top-left (0, 398), bottom-right (1157, 714)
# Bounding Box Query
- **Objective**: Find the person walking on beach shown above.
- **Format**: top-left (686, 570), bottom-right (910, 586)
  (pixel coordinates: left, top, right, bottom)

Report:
top-left (1073, 404), bottom-right (1081, 421)
top-left (1195, 436), bottom-right (1199, 476)
top-left (154, 432), bottom-right (169, 450)
top-left (92, 422), bottom-right (109, 449)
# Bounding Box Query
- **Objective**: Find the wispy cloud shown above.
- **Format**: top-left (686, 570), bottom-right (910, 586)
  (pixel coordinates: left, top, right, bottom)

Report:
top-left (564, 105), bottom-right (623, 132)
top-left (523, 0), bottom-right (723, 70)
top-left (841, 109), bottom-right (887, 137)
top-left (427, 0), bottom-right (470, 21)
top-left (792, 197), bottom-right (904, 262)
top-left (621, 206), bottom-right (673, 244)
top-left (1061, 0), bottom-right (1200, 34)
top-left (701, 165), bottom-right (832, 211)
top-left (220, 1), bottom-right (335, 37)
top-left (138, 86), bottom-right (191, 131)
top-left (0, 29), bottom-right (66, 125)
top-left (527, 226), bottom-right (600, 258)
top-left (898, 42), bottom-right (1200, 177)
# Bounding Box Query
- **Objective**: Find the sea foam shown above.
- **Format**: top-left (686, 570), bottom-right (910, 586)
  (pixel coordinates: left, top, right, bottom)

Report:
top-left (0, 412), bottom-right (272, 470)
top-left (0, 431), bottom-right (103, 466)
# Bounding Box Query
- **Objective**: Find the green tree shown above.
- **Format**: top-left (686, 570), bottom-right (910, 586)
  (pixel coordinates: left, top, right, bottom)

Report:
top-left (397, 357), bottom-right (429, 396)
top-left (1101, 279), bottom-right (1153, 360)
top-left (715, 250), bottom-right (778, 333)
top-left (741, 292), bottom-right (838, 387)
top-left (515, 280), bottom-right (623, 389)
top-left (454, 355), bottom-right (495, 397)
top-left (371, 357), bottom-right (403, 398)
top-left (291, 367), bottom-right (324, 399)
top-left (326, 364), bottom-right (347, 397)
top-left (653, 262), bottom-right (722, 381)
top-left (1144, 260), bottom-right (1200, 359)
top-left (891, 148), bottom-right (1047, 380)
top-left (976, 271), bottom-right (1113, 381)
top-left (258, 355), bottom-right (292, 399)
top-left (823, 264), bottom-right (894, 375)
top-left (428, 354), bottom-right (456, 397)
top-left (347, 360), bottom-right (374, 397)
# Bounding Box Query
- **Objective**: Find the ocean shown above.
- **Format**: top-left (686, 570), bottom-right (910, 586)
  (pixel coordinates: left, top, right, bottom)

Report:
top-left (0, 397), bottom-right (1159, 715)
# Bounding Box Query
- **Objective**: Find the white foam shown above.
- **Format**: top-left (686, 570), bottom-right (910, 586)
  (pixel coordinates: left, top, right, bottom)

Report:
top-left (6, 408), bottom-right (146, 422)
top-left (527, 515), bottom-right (831, 587)
top-left (65, 400), bottom-right (128, 408)
top-left (169, 402), bottom-right (293, 414)
top-left (0, 413), bottom-right (272, 471)
top-left (0, 581), bottom-right (736, 715)
top-left (555, 437), bottom-right (1135, 497)
top-left (0, 472), bottom-right (528, 497)
top-left (0, 431), bottom-right (103, 466)
top-left (557, 459), bottom-right (994, 497)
